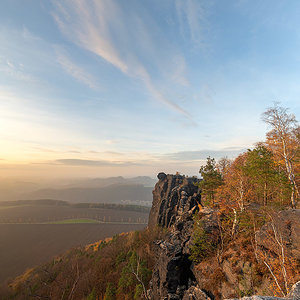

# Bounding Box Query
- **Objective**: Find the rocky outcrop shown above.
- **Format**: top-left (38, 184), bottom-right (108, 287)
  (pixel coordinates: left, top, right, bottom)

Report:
top-left (225, 297), bottom-right (285, 300)
top-left (255, 209), bottom-right (300, 261)
top-left (147, 173), bottom-right (300, 300)
top-left (148, 173), bottom-right (201, 230)
top-left (148, 173), bottom-right (215, 300)
top-left (224, 280), bottom-right (300, 299)
top-left (287, 281), bottom-right (300, 299)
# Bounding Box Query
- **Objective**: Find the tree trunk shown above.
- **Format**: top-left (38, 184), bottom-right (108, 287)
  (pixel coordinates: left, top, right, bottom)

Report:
top-left (231, 208), bottom-right (238, 236)
top-left (264, 182), bottom-right (267, 206)
top-left (239, 178), bottom-right (244, 211)
top-left (281, 138), bottom-right (298, 208)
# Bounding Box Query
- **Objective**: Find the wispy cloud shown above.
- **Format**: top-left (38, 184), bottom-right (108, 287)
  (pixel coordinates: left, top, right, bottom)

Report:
top-left (52, 0), bottom-right (194, 120)
top-left (54, 158), bottom-right (133, 166)
top-left (0, 27), bottom-right (50, 86)
top-left (162, 148), bottom-right (245, 161)
top-left (0, 58), bottom-right (36, 83)
top-left (175, 0), bottom-right (209, 48)
top-left (52, 1), bottom-right (128, 73)
top-left (55, 47), bottom-right (98, 89)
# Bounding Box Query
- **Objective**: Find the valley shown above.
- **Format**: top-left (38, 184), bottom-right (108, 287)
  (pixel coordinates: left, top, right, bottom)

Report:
top-left (0, 201), bottom-right (149, 283)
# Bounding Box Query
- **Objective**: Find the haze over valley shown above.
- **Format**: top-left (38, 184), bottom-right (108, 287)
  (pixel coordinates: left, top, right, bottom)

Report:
top-left (0, 176), bottom-right (154, 284)
top-left (0, 176), bottom-right (155, 205)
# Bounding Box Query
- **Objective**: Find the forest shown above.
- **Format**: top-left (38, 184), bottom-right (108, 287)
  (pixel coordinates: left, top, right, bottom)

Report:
top-left (199, 104), bottom-right (299, 220)
top-left (190, 104), bottom-right (300, 298)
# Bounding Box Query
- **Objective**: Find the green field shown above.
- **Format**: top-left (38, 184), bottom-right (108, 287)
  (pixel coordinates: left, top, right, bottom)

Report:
top-left (48, 218), bottom-right (100, 224)
top-left (0, 201), bottom-right (149, 224)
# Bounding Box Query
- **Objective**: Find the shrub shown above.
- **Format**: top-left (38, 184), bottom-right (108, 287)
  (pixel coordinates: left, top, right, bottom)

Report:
top-left (189, 217), bottom-right (216, 263)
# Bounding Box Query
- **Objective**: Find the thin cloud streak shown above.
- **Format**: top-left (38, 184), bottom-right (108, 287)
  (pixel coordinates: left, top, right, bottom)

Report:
top-left (136, 66), bottom-right (193, 120)
top-left (52, 0), bottom-right (193, 121)
top-left (162, 148), bottom-right (245, 161)
top-left (175, 0), bottom-right (208, 48)
top-left (55, 47), bottom-right (98, 89)
top-left (54, 159), bottom-right (135, 167)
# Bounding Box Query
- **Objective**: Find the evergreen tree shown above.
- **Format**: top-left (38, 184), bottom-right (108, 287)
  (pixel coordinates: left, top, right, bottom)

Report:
top-left (244, 144), bottom-right (280, 206)
top-left (199, 157), bottom-right (223, 205)
top-left (104, 282), bottom-right (116, 300)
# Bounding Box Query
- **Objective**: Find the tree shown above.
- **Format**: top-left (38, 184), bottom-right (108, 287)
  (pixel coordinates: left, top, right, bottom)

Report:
top-left (199, 157), bottom-right (223, 205)
top-left (262, 104), bottom-right (299, 208)
top-left (217, 153), bottom-right (253, 212)
top-left (189, 218), bottom-right (215, 263)
top-left (215, 153), bottom-right (253, 235)
top-left (86, 288), bottom-right (97, 300)
top-left (253, 214), bottom-right (299, 297)
top-left (244, 144), bottom-right (285, 206)
top-left (118, 252), bottom-right (151, 299)
top-left (216, 157), bottom-right (232, 178)
top-left (104, 283), bottom-right (115, 300)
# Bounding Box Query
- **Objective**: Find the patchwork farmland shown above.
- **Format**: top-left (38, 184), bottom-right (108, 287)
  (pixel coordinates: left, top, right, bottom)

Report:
top-left (0, 201), bottom-right (149, 283)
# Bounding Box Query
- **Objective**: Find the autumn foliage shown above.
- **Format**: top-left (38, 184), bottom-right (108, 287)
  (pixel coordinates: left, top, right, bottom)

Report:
top-left (193, 104), bottom-right (300, 297)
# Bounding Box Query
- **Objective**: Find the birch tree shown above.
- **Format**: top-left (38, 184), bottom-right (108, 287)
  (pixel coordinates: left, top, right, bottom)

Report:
top-left (262, 104), bottom-right (299, 208)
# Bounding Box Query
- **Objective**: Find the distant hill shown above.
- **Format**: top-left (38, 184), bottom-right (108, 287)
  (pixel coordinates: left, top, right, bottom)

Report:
top-left (0, 176), bottom-right (156, 204)
top-left (19, 184), bottom-right (153, 206)
top-left (62, 176), bottom-right (156, 189)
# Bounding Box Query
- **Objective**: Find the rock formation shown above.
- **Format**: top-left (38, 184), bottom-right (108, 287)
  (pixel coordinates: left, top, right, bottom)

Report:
top-left (148, 173), bottom-right (215, 300)
top-left (148, 173), bottom-right (300, 300)
top-left (224, 280), bottom-right (300, 299)
top-left (255, 209), bottom-right (300, 261)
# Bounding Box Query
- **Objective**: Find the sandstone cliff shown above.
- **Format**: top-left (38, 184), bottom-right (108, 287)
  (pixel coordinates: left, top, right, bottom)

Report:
top-left (147, 173), bottom-right (300, 300)
top-left (148, 173), bottom-right (215, 299)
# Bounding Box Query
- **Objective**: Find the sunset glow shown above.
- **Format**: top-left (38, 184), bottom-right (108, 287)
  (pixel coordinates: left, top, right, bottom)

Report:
top-left (1, 0), bottom-right (299, 178)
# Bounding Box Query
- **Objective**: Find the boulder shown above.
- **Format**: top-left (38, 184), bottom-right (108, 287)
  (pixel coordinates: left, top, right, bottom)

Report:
top-left (287, 281), bottom-right (300, 299)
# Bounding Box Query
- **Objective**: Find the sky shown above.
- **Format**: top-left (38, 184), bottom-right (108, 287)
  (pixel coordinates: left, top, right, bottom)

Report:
top-left (0, 0), bottom-right (300, 179)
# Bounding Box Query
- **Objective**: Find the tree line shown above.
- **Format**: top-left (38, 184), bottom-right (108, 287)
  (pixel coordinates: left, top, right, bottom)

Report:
top-left (199, 104), bottom-right (299, 211)
top-left (193, 104), bottom-right (300, 297)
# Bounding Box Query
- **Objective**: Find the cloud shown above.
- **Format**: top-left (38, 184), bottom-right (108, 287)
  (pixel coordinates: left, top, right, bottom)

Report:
top-left (170, 55), bottom-right (189, 87)
top-left (136, 66), bottom-right (194, 121)
top-left (52, 0), bottom-right (193, 121)
top-left (53, 0), bottom-right (128, 73)
top-left (162, 148), bottom-right (246, 161)
top-left (0, 27), bottom-right (50, 85)
top-left (32, 147), bottom-right (60, 153)
top-left (0, 58), bottom-right (36, 83)
top-left (104, 139), bottom-right (119, 145)
top-left (55, 47), bottom-right (98, 89)
top-left (54, 158), bottom-right (133, 166)
top-left (175, 0), bottom-right (208, 48)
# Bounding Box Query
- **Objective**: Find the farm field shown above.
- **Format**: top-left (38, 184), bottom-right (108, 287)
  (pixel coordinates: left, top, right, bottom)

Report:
top-left (0, 203), bottom-right (149, 224)
top-left (0, 223), bottom-right (146, 283)
top-left (0, 201), bottom-right (150, 283)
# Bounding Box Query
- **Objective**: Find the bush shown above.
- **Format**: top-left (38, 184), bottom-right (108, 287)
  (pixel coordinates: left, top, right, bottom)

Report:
top-left (189, 217), bottom-right (216, 263)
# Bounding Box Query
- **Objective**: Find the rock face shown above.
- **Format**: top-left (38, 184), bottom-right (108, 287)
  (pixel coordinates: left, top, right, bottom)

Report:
top-left (224, 279), bottom-right (300, 299)
top-left (147, 173), bottom-right (300, 300)
top-left (287, 281), bottom-right (300, 299)
top-left (148, 173), bottom-right (213, 300)
top-left (255, 209), bottom-right (300, 262)
top-left (148, 173), bottom-right (201, 229)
